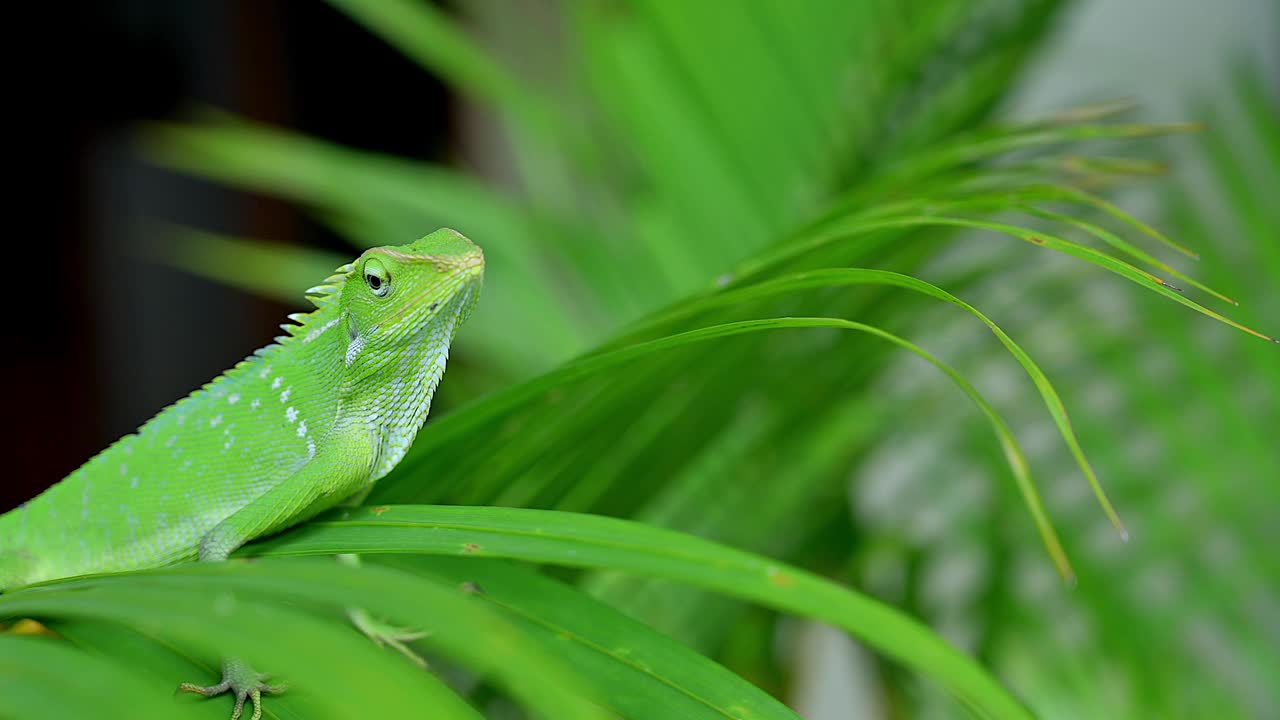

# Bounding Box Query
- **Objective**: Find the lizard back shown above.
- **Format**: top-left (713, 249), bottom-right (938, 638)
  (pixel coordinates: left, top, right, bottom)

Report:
top-left (0, 287), bottom-right (350, 588)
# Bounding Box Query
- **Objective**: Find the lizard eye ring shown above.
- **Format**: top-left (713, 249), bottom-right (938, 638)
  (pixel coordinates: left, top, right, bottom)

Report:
top-left (364, 259), bottom-right (391, 297)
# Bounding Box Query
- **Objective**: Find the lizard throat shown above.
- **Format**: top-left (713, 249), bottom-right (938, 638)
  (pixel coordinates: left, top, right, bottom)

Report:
top-left (368, 298), bottom-right (462, 480)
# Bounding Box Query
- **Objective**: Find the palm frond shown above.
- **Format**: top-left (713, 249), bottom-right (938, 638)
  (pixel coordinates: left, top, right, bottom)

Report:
top-left (9, 2), bottom-right (1276, 719)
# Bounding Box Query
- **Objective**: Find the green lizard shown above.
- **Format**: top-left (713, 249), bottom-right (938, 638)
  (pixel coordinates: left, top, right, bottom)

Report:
top-left (0, 228), bottom-right (485, 719)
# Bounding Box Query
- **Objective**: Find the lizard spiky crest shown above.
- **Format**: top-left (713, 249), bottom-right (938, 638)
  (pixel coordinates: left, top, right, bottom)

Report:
top-left (271, 262), bottom-right (355, 346)
top-left (304, 263), bottom-right (356, 309)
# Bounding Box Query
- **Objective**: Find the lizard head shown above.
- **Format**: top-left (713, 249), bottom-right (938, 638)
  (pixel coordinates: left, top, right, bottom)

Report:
top-left (338, 228), bottom-right (484, 476)
top-left (340, 228), bottom-right (485, 376)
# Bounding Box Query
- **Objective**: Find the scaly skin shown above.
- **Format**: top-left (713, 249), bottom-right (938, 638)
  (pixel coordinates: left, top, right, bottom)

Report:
top-left (0, 228), bottom-right (484, 718)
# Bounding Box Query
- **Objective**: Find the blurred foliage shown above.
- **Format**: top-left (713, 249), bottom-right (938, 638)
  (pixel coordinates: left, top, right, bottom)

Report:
top-left (3, 1), bottom-right (1276, 719)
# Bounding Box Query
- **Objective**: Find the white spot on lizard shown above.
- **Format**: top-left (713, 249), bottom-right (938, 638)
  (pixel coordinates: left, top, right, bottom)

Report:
top-left (272, 377), bottom-right (283, 390)
top-left (286, 407), bottom-right (298, 423)
top-left (296, 421), bottom-right (308, 437)
top-left (228, 393), bottom-right (240, 405)
top-left (210, 414), bottom-right (223, 428)
top-left (250, 398), bottom-right (261, 410)
top-left (280, 387), bottom-right (292, 403)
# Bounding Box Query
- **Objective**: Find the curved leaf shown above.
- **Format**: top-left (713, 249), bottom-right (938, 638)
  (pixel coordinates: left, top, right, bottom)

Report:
top-left (247, 505), bottom-right (1037, 720)
top-left (387, 556), bottom-right (805, 720)
top-left (0, 560), bottom-right (606, 720)
top-left (2, 578), bottom-right (473, 720)
top-left (384, 314), bottom-right (1070, 575)
top-left (0, 635), bottom-right (176, 720)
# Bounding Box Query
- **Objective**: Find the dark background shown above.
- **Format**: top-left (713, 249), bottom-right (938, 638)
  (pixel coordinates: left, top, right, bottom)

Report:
top-left (5, 1), bottom-right (452, 511)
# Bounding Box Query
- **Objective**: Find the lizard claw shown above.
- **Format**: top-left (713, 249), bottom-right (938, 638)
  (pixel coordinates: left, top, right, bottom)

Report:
top-left (349, 606), bottom-right (430, 668)
top-left (179, 657), bottom-right (286, 720)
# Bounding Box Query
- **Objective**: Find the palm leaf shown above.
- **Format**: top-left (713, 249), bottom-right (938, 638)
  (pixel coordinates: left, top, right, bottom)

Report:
top-left (8, 2), bottom-right (1276, 719)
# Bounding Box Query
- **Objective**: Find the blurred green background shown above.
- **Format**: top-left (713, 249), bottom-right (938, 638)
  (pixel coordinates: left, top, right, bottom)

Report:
top-left (4, 1), bottom-right (1277, 718)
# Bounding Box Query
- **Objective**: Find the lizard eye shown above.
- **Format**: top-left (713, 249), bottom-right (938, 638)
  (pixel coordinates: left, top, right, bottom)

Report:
top-left (364, 259), bottom-right (391, 297)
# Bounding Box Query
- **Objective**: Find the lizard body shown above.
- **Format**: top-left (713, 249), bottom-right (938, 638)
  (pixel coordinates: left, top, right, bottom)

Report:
top-left (0, 228), bottom-right (484, 717)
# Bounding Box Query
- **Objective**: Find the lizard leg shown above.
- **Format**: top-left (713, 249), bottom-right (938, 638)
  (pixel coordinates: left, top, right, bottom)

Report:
top-left (336, 552), bottom-right (430, 668)
top-left (183, 432), bottom-right (376, 719)
top-left (348, 605), bottom-right (430, 668)
top-left (198, 428), bottom-right (376, 563)
top-left (179, 658), bottom-right (286, 720)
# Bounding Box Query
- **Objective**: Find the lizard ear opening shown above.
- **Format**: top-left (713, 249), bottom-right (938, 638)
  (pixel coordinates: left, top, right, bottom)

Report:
top-left (364, 258), bottom-right (391, 297)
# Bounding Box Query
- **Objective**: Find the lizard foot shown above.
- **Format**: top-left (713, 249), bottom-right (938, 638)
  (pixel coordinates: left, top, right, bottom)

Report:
top-left (179, 657), bottom-right (286, 720)
top-left (349, 606), bottom-right (430, 668)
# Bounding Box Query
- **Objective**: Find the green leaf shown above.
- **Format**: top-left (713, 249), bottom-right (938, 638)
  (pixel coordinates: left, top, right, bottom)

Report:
top-left (386, 556), bottom-right (805, 720)
top-left (0, 635), bottom-right (177, 720)
top-left (1, 560), bottom-right (605, 720)
top-left (246, 505), bottom-right (1037, 720)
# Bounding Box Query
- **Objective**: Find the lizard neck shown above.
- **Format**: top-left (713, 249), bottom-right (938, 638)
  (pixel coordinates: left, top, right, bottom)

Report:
top-left (368, 306), bottom-right (459, 480)
top-left (340, 284), bottom-right (472, 482)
